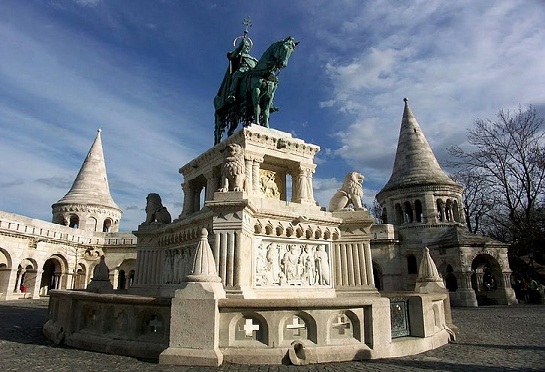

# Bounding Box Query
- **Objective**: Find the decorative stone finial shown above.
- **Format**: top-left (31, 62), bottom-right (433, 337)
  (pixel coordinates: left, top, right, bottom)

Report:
top-left (185, 228), bottom-right (222, 283)
top-left (86, 255), bottom-right (113, 293)
top-left (417, 247), bottom-right (442, 282)
top-left (97, 128), bottom-right (102, 133)
top-left (415, 247), bottom-right (446, 293)
top-left (403, 97), bottom-right (408, 102)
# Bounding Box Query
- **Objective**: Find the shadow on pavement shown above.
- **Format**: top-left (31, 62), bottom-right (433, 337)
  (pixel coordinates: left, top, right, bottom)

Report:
top-left (0, 300), bottom-right (50, 345)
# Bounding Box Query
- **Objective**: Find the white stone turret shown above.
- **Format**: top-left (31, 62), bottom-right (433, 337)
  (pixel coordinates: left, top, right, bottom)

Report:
top-left (52, 129), bottom-right (122, 232)
top-left (376, 99), bottom-right (464, 226)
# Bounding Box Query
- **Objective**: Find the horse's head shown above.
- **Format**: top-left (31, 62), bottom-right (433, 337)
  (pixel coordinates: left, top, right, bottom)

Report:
top-left (274, 36), bottom-right (299, 69)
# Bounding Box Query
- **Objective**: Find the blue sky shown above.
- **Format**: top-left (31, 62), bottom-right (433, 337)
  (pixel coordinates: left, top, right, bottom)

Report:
top-left (1, 1), bottom-right (544, 232)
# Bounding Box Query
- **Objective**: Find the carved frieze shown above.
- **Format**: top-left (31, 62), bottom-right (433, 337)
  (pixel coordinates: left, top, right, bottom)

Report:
top-left (255, 239), bottom-right (332, 288)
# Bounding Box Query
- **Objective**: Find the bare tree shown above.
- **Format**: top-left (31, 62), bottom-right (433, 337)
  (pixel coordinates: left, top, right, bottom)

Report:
top-left (451, 169), bottom-right (495, 234)
top-left (448, 106), bottom-right (545, 255)
top-left (369, 198), bottom-right (384, 224)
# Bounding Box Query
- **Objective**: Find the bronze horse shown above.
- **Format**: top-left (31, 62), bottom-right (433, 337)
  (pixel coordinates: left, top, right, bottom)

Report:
top-left (214, 36), bottom-right (298, 145)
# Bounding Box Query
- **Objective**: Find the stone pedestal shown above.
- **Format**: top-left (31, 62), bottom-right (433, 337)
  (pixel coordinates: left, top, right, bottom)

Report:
top-left (159, 282), bottom-right (226, 366)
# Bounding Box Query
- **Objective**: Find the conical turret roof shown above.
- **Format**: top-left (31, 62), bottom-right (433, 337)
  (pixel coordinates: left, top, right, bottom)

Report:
top-left (53, 129), bottom-right (120, 211)
top-left (379, 99), bottom-right (458, 193)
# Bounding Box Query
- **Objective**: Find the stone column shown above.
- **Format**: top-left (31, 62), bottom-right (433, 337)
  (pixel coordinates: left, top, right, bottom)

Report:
top-left (181, 181), bottom-right (193, 217)
top-left (292, 165), bottom-right (316, 204)
top-left (193, 185), bottom-right (203, 213)
top-left (252, 157), bottom-right (263, 194)
top-left (205, 170), bottom-right (219, 201)
top-left (244, 156), bottom-right (253, 193)
top-left (15, 269), bottom-right (25, 293)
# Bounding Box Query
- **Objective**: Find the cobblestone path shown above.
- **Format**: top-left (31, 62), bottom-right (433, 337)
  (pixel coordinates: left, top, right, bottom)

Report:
top-left (1, 300), bottom-right (544, 371)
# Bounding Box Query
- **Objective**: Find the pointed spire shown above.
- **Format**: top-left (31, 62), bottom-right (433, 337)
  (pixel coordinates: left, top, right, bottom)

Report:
top-left (185, 229), bottom-right (222, 283)
top-left (417, 247), bottom-right (443, 283)
top-left (415, 247), bottom-right (446, 294)
top-left (54, 129), bottom-right (120, 210)
top-left (380, 99), bottom-right (458, 193)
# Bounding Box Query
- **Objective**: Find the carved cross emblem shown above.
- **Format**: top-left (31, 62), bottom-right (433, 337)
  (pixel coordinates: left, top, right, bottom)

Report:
top-left (242, 318), bottom-right (260, 338)
top-left (147, 316), bottom-right (163, 333)
top-left (332, 314), bottom-right (351, 335)
top-left (286, 316), bottom-right (306, 336)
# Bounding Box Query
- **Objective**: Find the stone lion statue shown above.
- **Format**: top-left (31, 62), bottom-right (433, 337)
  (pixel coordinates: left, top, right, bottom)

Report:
top-left (328, 172), bottom-right (365, 212)
top-left (145, 193), bottom-right (172, 224)
top-left (218, 143), bottom-right (245, 192)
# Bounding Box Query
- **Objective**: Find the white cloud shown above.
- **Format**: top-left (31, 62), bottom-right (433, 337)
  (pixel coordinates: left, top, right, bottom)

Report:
top-left (310, 1), bottom-right (545, 185)
top-left (74, 0), bottom-right (101, 7)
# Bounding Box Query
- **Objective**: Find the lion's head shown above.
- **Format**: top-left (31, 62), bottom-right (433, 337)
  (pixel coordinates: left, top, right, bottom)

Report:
top-left (341, 172), bottom-right (364, 197)
top-left (223, 143), bottom-right (245, 176)
top-left (146, 193), bottom-right (163, 214)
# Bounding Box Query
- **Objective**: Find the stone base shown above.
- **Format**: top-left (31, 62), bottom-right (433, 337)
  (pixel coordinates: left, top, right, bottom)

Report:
top-left (449, 288), bottom-right (478, 307)
top-left (86, 280), bottom-right (113, 293)
top-left (159, 347), bottom-right (222, 366)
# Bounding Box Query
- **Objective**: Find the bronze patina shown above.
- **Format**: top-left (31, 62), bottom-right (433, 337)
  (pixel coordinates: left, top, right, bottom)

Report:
top-left (214, 18), bottom-right (298, 145)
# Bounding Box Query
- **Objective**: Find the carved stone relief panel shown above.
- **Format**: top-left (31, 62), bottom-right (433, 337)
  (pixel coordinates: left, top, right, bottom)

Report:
top-left (162, 248), bottom-right (193, 284)
top-left (254, 239), bottom-right (332, 288)
top-left (259, 169), bottom-right (281, 199)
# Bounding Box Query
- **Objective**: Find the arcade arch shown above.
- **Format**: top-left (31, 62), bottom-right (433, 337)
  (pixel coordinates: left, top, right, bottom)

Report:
top-left (116, 259), bottom-right (136, 289)
top-left (40, 254), bottom-right (69, 295)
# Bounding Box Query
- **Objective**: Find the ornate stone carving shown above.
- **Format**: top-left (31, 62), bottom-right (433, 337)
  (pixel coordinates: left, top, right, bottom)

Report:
top-left (255, 241), bottom-right (331, 287)
top-left (218, 144), bottom-right (246, 192)
top-left (328, 172), bottom-right (365, 212)
top-left (259, 169), bottom-right (280, 198)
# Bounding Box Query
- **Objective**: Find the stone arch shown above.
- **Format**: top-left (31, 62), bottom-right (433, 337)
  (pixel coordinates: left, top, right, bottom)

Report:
top-left (471, 253), bottom-right (503, 305)
top-left (0, 247), bottom-right (12, 269)
top-left (88, 216), bottom-right (98, 231)
top-left (118, 269), bottom-right (126, 290)
top-left (15, 258), bottom-right (38, 295)
top-left (444, 264), bottom-right (458, 292)
top-left (407, 254), bottom-right (418, 274)
top-left (436, 199), bottom-right (444, 222)
top-left (452, 200), bottom-right (461, 222)
top-left (414, 199), bottom-right (423, 223)
top-left (281, 311), bottom-right (317, 344)
top-left (40, 254), bottom-right (69, 295)
top-left (327, 310), bottom-right (361, 342)
top-left (472, 254), bottom-right (501, 289)
top-left (117, 259), bottom-right (136, 289)
top-left (229, 312), bottom-right (268, 344)
top-left (102, 218), bottom-right (112, 232)
top-left (68, 214), bottom-right (79, 228)
top-left (394, 203), bottom-right (403, 224)
top-left (0, 248), bottom-right (13, 297)
top-left (403, 201), bottom-right (413, 223)
top-left (74, 262), bottom-right (87, 289)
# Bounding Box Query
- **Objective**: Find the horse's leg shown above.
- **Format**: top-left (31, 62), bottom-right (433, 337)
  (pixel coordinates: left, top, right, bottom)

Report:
top-left (261, 82), bottom-right (277, 128)
top-left (252, 84), bottom-right (261, 125)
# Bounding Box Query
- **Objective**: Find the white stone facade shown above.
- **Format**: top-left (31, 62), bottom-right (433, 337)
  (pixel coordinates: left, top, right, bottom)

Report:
top-left (373, 100), bottom-right (517, 307)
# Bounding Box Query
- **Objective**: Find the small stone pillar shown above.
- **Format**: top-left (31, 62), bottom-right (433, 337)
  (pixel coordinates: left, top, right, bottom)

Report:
top-left (160, 228), bottom-right (226, 367)
top-left (414, 247), bottom-right (446, 294)
top-left (86, 256), bottom-right (113, 293)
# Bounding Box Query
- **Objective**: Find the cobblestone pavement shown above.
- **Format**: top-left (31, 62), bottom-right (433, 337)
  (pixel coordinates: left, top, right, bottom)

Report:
top-left (1, 299), bottom-right (544, 371)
